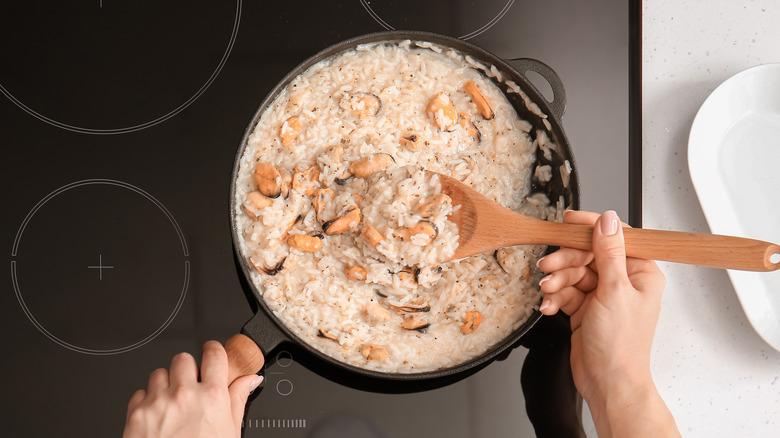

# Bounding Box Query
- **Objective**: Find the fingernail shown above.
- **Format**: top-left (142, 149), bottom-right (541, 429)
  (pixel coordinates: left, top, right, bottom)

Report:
top-left (535, 256), bottom-right (546, 269)
top-left (538, 274), bottom-right (552, 287)
top-left (600, 210), bottom-right (619, 236)
top-left (539, 299), bottom-right (551, 312)
top-left (250, 375), bottom-right (264, 391)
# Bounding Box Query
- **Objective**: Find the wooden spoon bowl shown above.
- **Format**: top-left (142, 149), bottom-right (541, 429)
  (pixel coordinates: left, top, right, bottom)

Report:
top-left (432, 171), bottom-right (780, 272)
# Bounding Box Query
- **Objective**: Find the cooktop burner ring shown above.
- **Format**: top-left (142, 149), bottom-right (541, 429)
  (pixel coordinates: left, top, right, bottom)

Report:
top-left (10, 179), bottom-right (190, 355)
top-left (360, 0), bottom-right (514, 40)
top-left (0, 0), bottom-right (242, 135)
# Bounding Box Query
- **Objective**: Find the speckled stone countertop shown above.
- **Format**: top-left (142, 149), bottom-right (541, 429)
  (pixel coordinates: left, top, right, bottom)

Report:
top-left (640, 1), bottom-right (779, 436)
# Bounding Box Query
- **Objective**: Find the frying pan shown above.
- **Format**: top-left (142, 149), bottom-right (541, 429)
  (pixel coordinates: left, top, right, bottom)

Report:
top-left (223, 31), bottom-right (580, 392)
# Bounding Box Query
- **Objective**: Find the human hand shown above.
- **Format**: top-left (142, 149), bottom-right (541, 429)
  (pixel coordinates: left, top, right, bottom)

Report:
top-left (537, 209), bottom-right (664, 400)
top-left (123, 341), bottom-right (264, 438)
top-left (537, 210), bottom-right (679, 437)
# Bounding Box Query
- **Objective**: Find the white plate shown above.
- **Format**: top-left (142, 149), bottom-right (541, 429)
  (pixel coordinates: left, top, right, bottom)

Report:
top-left (688, 64), bottom-right (780, 351)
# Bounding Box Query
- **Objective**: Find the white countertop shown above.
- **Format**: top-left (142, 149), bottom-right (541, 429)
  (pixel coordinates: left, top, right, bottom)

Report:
top-left (641, 1), bottom-right (780, 436)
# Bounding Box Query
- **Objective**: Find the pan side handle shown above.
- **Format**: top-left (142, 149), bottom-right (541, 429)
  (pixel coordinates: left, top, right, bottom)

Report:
top-left (225, 311), bottom-right (287, 384)
top-left (505, 58), bottom-right (567, 121)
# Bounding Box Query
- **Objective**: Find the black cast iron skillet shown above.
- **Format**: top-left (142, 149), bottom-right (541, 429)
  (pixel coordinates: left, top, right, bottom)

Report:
top-left (224, 30), bottom-right (581, 393)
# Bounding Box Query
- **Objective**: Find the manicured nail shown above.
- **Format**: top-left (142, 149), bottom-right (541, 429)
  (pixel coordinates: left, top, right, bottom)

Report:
top-left (600, 210), bottom-right (619, 236)
top-left (538, 274), bottom-right (552, 287)
top-left (250, 375), bottom-right (264, 391)
top-left (535, 256), bottom-right (546, 269)
top-left (539, 299), bottom-right (551, 312)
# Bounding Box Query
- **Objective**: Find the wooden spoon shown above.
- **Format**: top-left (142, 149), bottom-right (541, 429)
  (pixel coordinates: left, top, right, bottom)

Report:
top-left (432, 171), bottom-right (780, 272)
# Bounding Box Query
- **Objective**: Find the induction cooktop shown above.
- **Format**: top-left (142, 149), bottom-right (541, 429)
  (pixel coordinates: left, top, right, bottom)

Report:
top-left (0, 1), bottom-right (639, 436)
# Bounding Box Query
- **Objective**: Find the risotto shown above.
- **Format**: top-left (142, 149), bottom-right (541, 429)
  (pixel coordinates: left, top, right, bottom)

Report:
top-left (234, 40), bottom-right (566, 373)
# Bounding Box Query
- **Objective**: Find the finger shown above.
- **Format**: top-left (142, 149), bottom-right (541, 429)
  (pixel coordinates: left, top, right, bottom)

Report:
top-left (625, 256), bottom-right (663, 280)
top-left (200, 340), bottom-right (229, 386)
top-left (147, 368), bottom-right (169, 394)
top-left (539, 266), bottom-right (597, 294)
top-left (574, 268), bottom-right (599, 292)
top-left (563, 209), bottom-right (601, 225)
top-left (558, 287), bottom-right (588, 315)
top-left (537, 248), bottom-right (594, 273)
top-left (626, 258), bottom-right (666, 296)
top-left (591, 211), bottom-right (630, 291)
top-left (565, 209), bottom-right (632, 228)
top-left (168, 352), bottom-right (198, 388)
top-left (569, 293), bottom-right (595, 331)
top-left (126, 389), bottom-right (147, 420)
top-left (539, 286), bottom-right (586, 316)
top-left (228, 374), bottom-right (264, 432)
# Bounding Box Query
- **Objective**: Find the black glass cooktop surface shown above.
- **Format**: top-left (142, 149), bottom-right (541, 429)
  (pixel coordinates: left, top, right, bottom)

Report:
top-left (1, 1), bottom-right (636, 436)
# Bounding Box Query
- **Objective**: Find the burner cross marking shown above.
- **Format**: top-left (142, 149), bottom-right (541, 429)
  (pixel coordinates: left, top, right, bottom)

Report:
top-left (87, 254), bottom-right (114, 280)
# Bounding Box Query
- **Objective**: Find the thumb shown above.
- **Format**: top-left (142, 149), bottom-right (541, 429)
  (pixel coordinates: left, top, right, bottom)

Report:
top-left (228, 374), bottom-right (263, 431)
top-left (592, 210), bottom-right (629, 290)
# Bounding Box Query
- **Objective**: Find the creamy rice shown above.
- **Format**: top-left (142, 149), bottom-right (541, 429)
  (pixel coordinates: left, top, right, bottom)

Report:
top-left (234, 41), bottom-right (564, 373)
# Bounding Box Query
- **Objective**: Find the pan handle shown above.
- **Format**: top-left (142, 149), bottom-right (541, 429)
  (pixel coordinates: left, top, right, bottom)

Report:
top-left (225, 333), bottom-right (265, 385)
top-left (505, 58), bottom-right (567, 121)
top-left (224, 310), bottom-right (288, 384)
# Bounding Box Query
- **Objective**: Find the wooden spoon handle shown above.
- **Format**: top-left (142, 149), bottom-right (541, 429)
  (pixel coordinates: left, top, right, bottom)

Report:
top-left (623, 228), bottom-right (780, 271)
top-left (225, 333), bottom-right (265, 385)
top-left (538, 222), bottom-right (780, 272)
